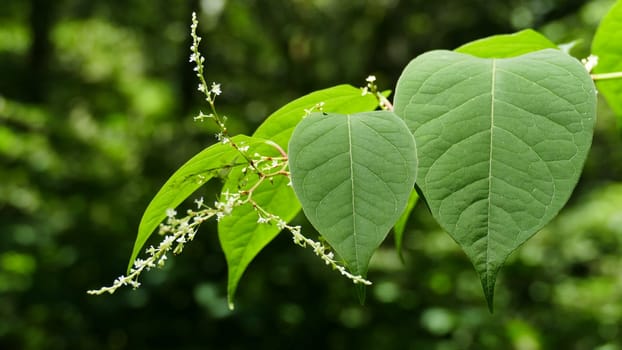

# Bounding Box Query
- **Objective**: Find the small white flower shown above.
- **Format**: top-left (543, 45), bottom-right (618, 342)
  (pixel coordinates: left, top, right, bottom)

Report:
top-left (166, 208), bottom-right (177, 218)
top-left (195, 197), bottom-right (204, 209)
top-left (211, 83), bottom-right (222, 95)
top-left (277, 220), bottom-right (287, 230)
top-left (157, 254), bottom-right (168, 267)
top-left (146, 245), bottom-right (157, 256)
top-left (128, 280), bottom-right (141, 288)
top-left (179, 220), bottom-right (189, 230)
top-left (133, 258), bottom-right (146, 269)
top-left (582, 54), bottom-right (598, 73)
top-left (188, 229), bottom-right (197, 241)
top-left (159, 235), bottom-right (176, 250)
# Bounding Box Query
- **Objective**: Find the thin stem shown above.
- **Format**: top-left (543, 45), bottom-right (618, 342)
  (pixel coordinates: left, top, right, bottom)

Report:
top-left (265, 140), bottom-right (288, 158)
top-left (591, 71), bottom-right (622, 81)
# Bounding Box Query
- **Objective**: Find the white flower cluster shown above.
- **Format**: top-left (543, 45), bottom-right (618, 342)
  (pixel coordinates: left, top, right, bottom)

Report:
top-left (88, 196), bottom-right (231, 295)
top-left (189, 12), bottom-right (223, 107)
top-left (582, 54), bottom-right (599, 73)
top-left (255, 210), bottom-right (372, 286)
top-left (88, 155), bottom-right (370, 294)
top-left (291, 229), bottom-right (371, 285)
top-left (303, 102), bottom-right (325, 118)
top-left (360, 75), bottom-right (376, 96)
top-left (360, 74), bottom-right (393, 111)
top-left (215, 190), bottom-right (242, 221)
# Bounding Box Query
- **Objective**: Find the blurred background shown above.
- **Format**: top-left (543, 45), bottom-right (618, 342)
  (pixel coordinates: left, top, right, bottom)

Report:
top-left (1, 0), bottom-right (622, 349)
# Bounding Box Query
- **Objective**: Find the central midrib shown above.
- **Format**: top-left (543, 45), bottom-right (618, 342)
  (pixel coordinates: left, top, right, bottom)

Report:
top-left (485, 59), bottom-right (497, 293)
top-left (347, 115), bottom-right (360, 273)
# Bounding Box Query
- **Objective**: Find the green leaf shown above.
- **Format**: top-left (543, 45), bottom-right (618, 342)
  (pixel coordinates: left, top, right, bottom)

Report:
top-left (592, 0), bottom-right (622, 118)
top-left (219, 85), bottom-right (378, 308)
top-left (394, 189), bottom-right (418, 261)
top-left (394, 49), bottom-right (596, 311)
top-left (218, 143), bottom-right (295, 310)
top-left (288, 111), bottom-right (418, 277)
top-left (127, 135), bottom-right (261, 273)
top-left (254, 84), bottom-right (379, 151)
top-left (456, 29), bottom-right (556, 58)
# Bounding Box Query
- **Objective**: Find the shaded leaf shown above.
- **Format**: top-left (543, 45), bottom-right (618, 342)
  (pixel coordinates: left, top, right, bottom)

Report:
top-left (591, 0), bottom-right (622, 118)
top-left (456, 29), bottom-right (556, 58)
top-left (288, 111), bottom-right (418, 277)
top-left (394, 189), bottom-right (419, 261)
top-left (394, 49), bottom-right (596, 310)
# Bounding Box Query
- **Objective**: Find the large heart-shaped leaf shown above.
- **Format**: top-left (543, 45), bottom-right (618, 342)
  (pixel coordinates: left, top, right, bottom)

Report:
top-left (218, 85), bottom-right (378, 308)
top-left (394, 49), bottom-right (596, 310)
top-left (288, 111), bottom-right (417, 277)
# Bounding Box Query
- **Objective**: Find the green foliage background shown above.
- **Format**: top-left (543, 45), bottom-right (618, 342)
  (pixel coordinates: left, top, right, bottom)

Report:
top-left (1, 0), bottom-right (622, 349)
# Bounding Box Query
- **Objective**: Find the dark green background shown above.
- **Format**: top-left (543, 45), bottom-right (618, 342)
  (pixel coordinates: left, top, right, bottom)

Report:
top-left (2, 0), bottom-right (622, 349)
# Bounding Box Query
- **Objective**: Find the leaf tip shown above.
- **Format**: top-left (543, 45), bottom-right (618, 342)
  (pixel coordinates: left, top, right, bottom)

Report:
top-left (227, 282), bottom-right (238, 311)
top-left (480, 272), bottom-right (497, 314)
top-left (485, 294), bottom-right (495, 314)
top-left (227, 286), bottom-right (236, 310)
top-left (356, 284), bottom-right (367, 305)
top-left (397, 249), bottom-right (405, 265)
